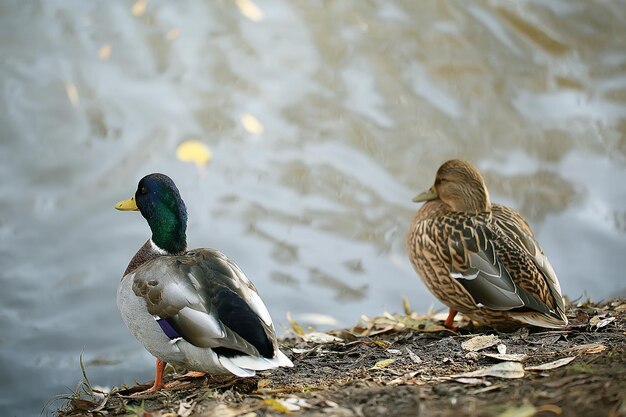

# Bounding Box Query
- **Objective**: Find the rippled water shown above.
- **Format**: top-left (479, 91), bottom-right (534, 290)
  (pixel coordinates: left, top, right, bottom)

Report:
top-left (1, 1), bottom-right (625, 414)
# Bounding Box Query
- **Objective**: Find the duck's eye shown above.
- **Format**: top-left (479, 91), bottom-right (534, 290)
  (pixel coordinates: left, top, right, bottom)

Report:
top-left (140, 186), bottom-right (147, 195)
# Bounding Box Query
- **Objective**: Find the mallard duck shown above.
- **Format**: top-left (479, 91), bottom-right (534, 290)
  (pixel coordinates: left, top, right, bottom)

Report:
top-left (115, 173), bottom-right (293, 392)
top-left (407, 160), bottom-right (568, 330)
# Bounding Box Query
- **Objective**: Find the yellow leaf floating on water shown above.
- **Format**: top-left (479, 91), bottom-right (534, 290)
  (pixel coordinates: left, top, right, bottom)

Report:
top-left (370, 358), bottom-right (395, 370)
top-left (240, 113), bottom-right (264, 134)
top-left (98, 43), bottom-right (112, 60)
top-left (65, 83), bottom-right (79, 107)
top-left (176, 140), bottom-right (212, 166)
top-left (236, 0), bottom-right (264, 22)
top-left (131, 0), bottom-right (147, 17)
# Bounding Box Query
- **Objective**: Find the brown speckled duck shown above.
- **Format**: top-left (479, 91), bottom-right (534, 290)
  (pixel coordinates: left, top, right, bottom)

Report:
top-left (407, 160), bottom-right (568, 330)
top-left (115, 173), bottom-right (292, 393)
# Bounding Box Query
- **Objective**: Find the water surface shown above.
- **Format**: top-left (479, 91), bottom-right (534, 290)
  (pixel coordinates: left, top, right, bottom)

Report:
top-left (1, 1), bottom-right (625, 415)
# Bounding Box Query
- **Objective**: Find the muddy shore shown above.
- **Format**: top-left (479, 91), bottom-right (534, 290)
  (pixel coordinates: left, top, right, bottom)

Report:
top-left (56, 299), bottom-right (626, 417)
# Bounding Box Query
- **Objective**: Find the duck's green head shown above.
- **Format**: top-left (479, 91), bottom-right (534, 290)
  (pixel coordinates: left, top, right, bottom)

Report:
top-left (115, 173), bottom-right (187, 254)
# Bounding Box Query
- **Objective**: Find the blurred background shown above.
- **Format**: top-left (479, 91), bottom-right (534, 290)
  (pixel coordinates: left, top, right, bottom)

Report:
top-left (1, 0), bottom-right (625, 415)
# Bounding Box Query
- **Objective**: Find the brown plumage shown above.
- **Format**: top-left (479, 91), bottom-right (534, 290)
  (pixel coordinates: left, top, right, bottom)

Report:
top-left (407, 160), bottom-right (568, 329)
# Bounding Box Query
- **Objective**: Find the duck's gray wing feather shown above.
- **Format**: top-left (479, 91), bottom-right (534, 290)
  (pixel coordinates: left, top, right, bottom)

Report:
top-left (131, 248), bottom-right (276, 358)
top-left (491, 205), bottom-right (566, 317)
top-left (448, 222), bottom-right (555, 316)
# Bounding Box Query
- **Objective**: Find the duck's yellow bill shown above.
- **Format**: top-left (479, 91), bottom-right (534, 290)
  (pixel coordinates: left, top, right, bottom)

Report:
top-left (115, 196), bottom-right (139, 211)
top-left (412, 186), bottom-right (438, 203)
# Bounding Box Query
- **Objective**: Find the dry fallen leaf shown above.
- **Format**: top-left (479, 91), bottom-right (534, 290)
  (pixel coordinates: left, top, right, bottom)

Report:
top-left (565, 343), bottom-right (606, 355)
top-left (454, 361), bottom-right (525, 379)
top-left (176, 401), bottom-right (195, 417)
top-left (370, 358), bottom-right (396, 370)
top-left (370, 340), bottom-right (391, 349)
top-left (589, 314), bottom-right (608, 326)
top-left (301, 332), bottom-right (342, 344)
top-left (286, 312), bottom-right (305, 336)
top-left (454, 377), bottom-right (490, 385)
top-left (483, 353), bottom-right (528, 362)
top-left (402, 296), bottom-right (412, 315)
top-left (257, 379), bottom-right (271, 388)
top-left (350, 312), bottom-right (446, 336)
top-left (263, 398), bottom-right (298, 413)
top-left (283, 398), bottom-right (312, 409)
top-left (406, 347), bottom-right (422, 364)
top-left (593, 316), bottom-right (615, 329)
top-left (462, 335), bottom-right (501, 352)
top-left (388, 371), bottom-right (419, 386)
top-left (525, 356), bottom-right (576, 371)
top-left (354, 324), bottom-right (396, 337)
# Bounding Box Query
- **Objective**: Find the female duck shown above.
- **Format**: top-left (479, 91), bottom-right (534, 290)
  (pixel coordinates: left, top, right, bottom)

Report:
top-left (115, 173), bottom-right (292, 392)
top-left (407, 160), bottom-right (568, 329)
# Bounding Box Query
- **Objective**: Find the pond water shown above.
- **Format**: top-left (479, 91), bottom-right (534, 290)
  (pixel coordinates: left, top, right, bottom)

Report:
top-left (1, 1), bottom-right (625, 415)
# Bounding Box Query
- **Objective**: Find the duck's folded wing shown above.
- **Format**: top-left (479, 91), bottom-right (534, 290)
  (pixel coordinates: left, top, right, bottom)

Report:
top-left (187, 249), bottom-right (274, 328)
top-left (131, 252), bottom-right (276, 359)
top-left (492, 205), bottom-right (567, 318)
top-left (447, 223), bottom-right (557, 318)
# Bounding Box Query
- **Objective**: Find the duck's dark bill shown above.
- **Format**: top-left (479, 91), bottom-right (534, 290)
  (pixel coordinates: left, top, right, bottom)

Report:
top-left (115, 196), bottom-right (139, 211)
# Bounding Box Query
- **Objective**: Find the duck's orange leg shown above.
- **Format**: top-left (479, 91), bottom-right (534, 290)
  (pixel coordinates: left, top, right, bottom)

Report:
top-left (444, 308), bottom-right (458, 331)
top-left (150, 358), bottom-right (167, 391)
top-left (131, 358), bottom-right (166, 396)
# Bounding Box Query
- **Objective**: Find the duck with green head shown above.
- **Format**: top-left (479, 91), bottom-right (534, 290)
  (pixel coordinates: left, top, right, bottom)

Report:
top-left (407, 160), bottom-right (568, 330)
top-left (115, 173), bottom-right (293, 393)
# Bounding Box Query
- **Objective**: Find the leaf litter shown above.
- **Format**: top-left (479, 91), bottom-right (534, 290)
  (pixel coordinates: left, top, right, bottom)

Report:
top-left (55, 299), bottom-right (626, 417)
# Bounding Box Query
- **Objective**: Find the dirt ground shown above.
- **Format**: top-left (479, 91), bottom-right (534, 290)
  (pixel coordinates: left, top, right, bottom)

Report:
top-left (56, 299), bottom-right (626, 417)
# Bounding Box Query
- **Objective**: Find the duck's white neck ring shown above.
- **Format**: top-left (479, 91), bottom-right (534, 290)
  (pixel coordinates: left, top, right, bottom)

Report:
top-left (150, 239), bottom-right (170, 255)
